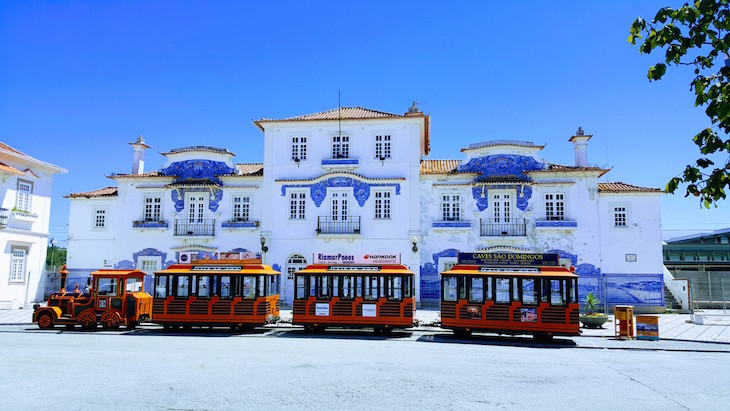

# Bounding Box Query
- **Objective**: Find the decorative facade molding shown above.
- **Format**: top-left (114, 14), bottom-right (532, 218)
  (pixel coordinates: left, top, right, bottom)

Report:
top-left (160, 159), bottom-right (236, 185)
top-left (170, 187), bottom-right (223, 212)
top-left (470, 184), bottom-right (532, 211)
top-left (281, 176), bottom-right (401, 207)
top-left (457, 155), bottom-right (544, 180)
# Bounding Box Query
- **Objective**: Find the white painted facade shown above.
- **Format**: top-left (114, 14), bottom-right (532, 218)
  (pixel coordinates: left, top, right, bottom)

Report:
top-left (0, 143), bottom-right (66, 308)
top-left (65, 107), bottom-right (664, 310)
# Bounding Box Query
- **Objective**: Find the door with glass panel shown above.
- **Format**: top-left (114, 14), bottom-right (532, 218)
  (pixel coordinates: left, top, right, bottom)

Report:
top-left (327, 190), bottom-right (351, 234)
top-left (488, 192), bottom-right (520, 236)
top-left (180, 193), bottom-right (211, 236)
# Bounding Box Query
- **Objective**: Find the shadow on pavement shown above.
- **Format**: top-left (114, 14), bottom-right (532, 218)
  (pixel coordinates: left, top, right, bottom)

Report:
top-left (270, 329), bottom-right (412, 341)
top-left (417, 333), bottom-right (577, 349)
top-left (121, 327), bottom-right (270, 337)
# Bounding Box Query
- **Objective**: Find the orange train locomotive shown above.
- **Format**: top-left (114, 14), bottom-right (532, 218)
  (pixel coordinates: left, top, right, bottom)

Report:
top-left (293, 263), bottom-right (415, 332)
top-left (440, 253), bottom-right (580, 339)
top-left (33, 266), bottom-right (152, 330)
top-left (151, 259), bottom-right (280, 330)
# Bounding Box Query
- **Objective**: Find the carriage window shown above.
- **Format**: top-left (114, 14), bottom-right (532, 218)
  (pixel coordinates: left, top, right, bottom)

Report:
top-left (570, 279), bottom-right (578, 303)
top-left (485, 276), bottom-right (492, 300)
top-left (364, 276), bottom-right (378, 300)
top-left (356, 276), bottom-right (363, 298)
top-left (127, 278), bottom-right (143, 292)
top-left (242, 276), bottom-right (256, 299)
top-left (443, 276), bottom-right (457, 302)
top-left (155, 276), bottom-right (167, 298)
top-left (404, 276), bottom-right (412, 298)
top-left (459, 276), bottom-right (467, 300)
top-left (388, 276), bottom-right (402, 301)
top-left (379, 276), bottom-right (386, 298)
top-left (176, 276), bottom-right (189, 298)
top-left (522, 278), bottom-right (537, 305)
top-left (541, 278), bottom-right (550, 303)
top-left (550, 279), bottom-right (564, 306)
top-left (258, 275), bottom-right (265, 297)
top-left (220, 276), bottom-right (231, 298)
top-left (296, 276), bottom-right (307, 299)
top-left (318, 276), bottom-right (331, 299)
top-left (96, 278), bottom-right (118, 296)
top-left (309, 275), bottom-right (316, 297)
top-left (469, 277), bottom-right (484, 303)
top-left (341, 275), bottom-right (355, 299)
top-left (333, 276), bottom-right (339, 297)
top-left (495, 278), bottom-right (510, 304)
top-left (198, 276), bottom-right (210, 298)
top-left (268, 275), bottom-right (279, 296)
top-left (513, 278), bottom-right (519, 301)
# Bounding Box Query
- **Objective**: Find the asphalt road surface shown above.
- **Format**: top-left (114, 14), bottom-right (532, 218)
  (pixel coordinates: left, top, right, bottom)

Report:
top-left (1, 326), bottom-right (728, 410)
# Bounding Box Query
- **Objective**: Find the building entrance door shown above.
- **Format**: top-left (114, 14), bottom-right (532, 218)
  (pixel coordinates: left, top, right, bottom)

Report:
top-left (182, 193), bottom-right (211, 236)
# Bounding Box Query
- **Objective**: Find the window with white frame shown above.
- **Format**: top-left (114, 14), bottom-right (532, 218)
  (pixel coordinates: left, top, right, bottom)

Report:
top-left (441, 194), bottom-right (461, 221)
top-left (291, 136), bottom-right (307, 161)
top-left (374, 190), bottom-right (391, 220)
top-left (545, 193), bottom-right (565, 221)
top-left (289, 192), bottom-right (306, 220)
top-left (94, 208), bottom-right (107, 229)
top-left (613, 206), bottom-right (628, 227)
top-left (233, 196), bottom-right (250, 222)
top-left (10, 248), bottom-right (26, 283)
top-left (332, 134), bottom-right (349, 159)
top-left (375, 135), bottom-right (391, 160)
top-left (16, 180), bottom-right (32, 212)
top-left (144, 196), bottom-right (162, 221)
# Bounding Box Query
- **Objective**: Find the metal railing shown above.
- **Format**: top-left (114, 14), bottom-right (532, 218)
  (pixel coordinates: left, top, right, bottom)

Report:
top-left (0, 208), bottom-right (9, 227)
top-left (317, 216), bottom-right (360, 235)
top-left (480, 218), bottom-right (526, 237)
top-left (174, 219), bottom-right (215, 236)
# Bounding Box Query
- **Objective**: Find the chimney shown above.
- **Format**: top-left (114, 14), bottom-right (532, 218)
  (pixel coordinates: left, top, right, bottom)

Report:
top-left (129, 135), bottom-right (150, 175)
top-left (405, 101), bottom-right (422, 116)
top-left (569, 127), bottom-right (592, 167)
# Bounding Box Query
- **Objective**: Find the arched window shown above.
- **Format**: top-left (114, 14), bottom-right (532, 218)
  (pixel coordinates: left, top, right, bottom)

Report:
top-left (286, 254), bottom-right (307, 281)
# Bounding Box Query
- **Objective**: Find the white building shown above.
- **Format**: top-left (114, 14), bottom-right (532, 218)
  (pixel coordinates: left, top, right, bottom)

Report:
top-left (66, 107), bottom-right (665, 311)
top-left (0, 142), bottom-right (66, 309)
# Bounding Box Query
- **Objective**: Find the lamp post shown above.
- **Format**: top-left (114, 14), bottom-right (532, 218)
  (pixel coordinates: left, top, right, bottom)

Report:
top-left (260, 236), bottom-right (268, 263)
top-left (411, 236), bottom-right (418, 253)
top-left (49, 237), bottom-right (55, 273)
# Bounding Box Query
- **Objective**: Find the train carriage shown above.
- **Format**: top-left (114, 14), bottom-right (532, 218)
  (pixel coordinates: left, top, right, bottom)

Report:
top-left (293, 263), bottom-right (416, 333)
top-left (152, 260), bottom-right (280, 330)
top-left (440, 253), bottom-right (580, 339)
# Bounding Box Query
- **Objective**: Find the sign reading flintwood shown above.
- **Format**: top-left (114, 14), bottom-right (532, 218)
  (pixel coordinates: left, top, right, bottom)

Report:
top-left (457, 253), bottom-right (559, 266)
top-left (314, 253), bottom-right (401, 265)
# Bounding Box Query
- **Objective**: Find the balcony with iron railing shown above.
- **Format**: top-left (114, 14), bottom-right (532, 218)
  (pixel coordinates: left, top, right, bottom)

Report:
top-left (480, 218), bottom-right (526, 237)
top-left (0, 208), bottom-right (9, 228)
top-left (174, 219), bottom-right (215, 237)
top-left (316, 216), bottom-right (361, 235)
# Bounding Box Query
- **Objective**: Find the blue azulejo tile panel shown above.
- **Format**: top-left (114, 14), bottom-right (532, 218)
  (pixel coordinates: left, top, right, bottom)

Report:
top-left (535, 221), bottom-right (578, 228)
top-left (604, 273), bottom-right (664, 307)
top-left (221, 221), bottom-right (258, 228)
top-left (420, 262), bottom-right (439, 301)
top-left (321, 159), bottom-right (359, 166)
top-left (432, 221), bottom-right (471, 228)
top-left (132, 221), bottom-right (169, 228)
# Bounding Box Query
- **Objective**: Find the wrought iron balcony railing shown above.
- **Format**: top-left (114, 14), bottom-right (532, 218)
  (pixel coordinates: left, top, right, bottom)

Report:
top-left (480, 218), bottom-right (526, 237)
top-left (174, 219), bottom-right (215, 236)
top-left (317, 216), bottom-right (361, 235)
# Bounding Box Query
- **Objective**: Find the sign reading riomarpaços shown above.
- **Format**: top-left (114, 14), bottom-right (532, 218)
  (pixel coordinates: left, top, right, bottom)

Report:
top-left (457, 253), bottom-right (559, 266)
top-left (314, 253), bottom-right (401, 265)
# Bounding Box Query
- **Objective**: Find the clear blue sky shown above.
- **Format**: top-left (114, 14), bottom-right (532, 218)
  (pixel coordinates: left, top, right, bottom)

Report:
top-left (1, 1), bottom-right (727, 247)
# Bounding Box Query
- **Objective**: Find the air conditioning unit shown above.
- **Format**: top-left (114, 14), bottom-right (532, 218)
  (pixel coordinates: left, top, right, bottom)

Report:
top-left (178, 252), bottom-right (199, 264)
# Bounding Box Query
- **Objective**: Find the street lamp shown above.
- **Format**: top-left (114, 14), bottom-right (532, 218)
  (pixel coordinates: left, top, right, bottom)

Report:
top-left (411, 236), bottom-right (418, 253)
top-left (260, 236), bottom-right (268, 253)
top-left (49, 237), bottom-right (55, 273)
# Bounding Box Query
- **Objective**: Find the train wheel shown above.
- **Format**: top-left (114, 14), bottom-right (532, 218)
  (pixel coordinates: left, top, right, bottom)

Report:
top-left (101, 312), bottom-right (121, 329)
top-left (37, 312), bottom-right (54, 329)
top-left (78, 311), bottom-right (97, 330)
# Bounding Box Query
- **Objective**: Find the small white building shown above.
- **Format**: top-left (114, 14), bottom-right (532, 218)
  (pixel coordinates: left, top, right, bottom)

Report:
top-left (66, 107), bottom-right (665, 311)
top-left (0, 142), bottom-right (66, 308)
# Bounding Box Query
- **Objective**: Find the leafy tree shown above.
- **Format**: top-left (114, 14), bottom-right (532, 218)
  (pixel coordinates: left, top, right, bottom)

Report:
top-left (630, 0), bottom-right (730, 207)
top-left (46, 246), bottom-right (66, 269)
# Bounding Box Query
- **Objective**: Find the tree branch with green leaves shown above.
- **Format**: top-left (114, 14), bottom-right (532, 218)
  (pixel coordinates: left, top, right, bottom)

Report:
top-left (630, 0), bottom-right (730, 207)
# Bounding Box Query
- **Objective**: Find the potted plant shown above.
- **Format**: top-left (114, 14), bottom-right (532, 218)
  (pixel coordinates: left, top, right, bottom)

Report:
top-left (579, 292), bottom-right (609, 328)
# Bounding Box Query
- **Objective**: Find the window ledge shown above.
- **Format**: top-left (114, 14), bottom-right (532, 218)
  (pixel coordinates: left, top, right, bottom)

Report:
top-left (535, 220), bottom-right (577, 229)
top-left (315, 232), bottom-right (361, 242)
top-left (432, 221), bottom-right (472, 229)
top-left (10, 211), bottom-right (38, 222)
top-left (321, 158), bottom-right (359, 170)
top-left (132, 221), bottom-right (169, 229)
top-left (221, 221), bottom-right (260, 229)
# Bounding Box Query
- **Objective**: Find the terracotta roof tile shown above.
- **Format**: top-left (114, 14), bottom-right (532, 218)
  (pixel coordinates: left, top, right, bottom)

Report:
top-left (0, 162), bottom-right (24, 176)
top-left (257, 107), bottom-right (407, 123)
top-left (420, 160), bottom-right (466, 175)
top-left (161, 146), bottom-right (234, 156)
top-left (0, 141), bottom-right (66, 172)
top-left (66, 186), bottom-right (118, 198)
top-left (236, 163), bottom-right (263, 176)
top-left (528, 164), bottom-right (611, 177)
top-left (598, 182), bottom-right (663, 193)
top-left (109, 171), bottom-right (164, 178)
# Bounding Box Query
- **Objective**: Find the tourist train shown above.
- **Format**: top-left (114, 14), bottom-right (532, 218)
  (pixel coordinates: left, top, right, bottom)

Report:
top-left (34, 252), bottom-right (580, 340)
